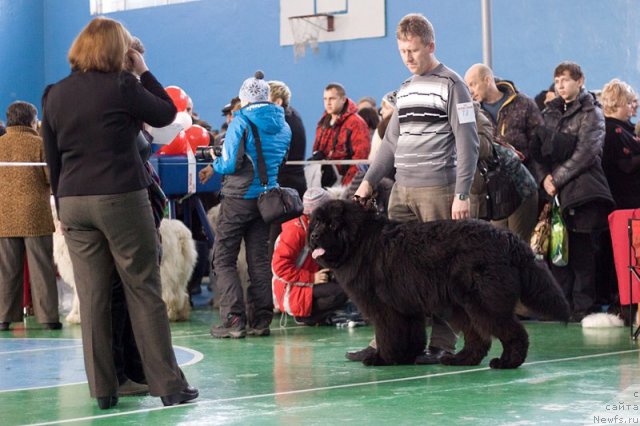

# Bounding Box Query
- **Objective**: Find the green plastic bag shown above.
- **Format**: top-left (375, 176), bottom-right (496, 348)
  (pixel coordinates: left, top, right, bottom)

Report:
top-left (549, 197), bottom-right (568, 267)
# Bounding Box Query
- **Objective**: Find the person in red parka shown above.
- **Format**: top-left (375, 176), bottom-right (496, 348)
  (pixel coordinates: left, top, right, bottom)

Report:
top-left (272, 188), bottom-right (348, 325)
top-left (313, 83), bottom-right (371, 186)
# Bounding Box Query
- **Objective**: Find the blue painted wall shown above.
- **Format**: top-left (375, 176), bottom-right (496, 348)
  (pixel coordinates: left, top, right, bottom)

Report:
top-left (2, 0), bottom-right (639, 153)
top-left (0, 0), bottom-right (44, 119)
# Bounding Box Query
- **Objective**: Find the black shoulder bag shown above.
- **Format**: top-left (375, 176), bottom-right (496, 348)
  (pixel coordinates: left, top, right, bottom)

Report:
top-left (247, 119), bottom-right (303, 224)
top-left (479, 145), bottom-right (522, 221)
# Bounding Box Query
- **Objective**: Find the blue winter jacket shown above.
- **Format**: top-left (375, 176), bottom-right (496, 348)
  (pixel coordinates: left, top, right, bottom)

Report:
top-left (213, 102), bottom-right (291, 199)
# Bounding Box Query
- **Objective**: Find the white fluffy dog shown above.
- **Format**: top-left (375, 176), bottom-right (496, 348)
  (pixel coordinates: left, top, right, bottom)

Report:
top-left (54, 215), bottom-right (197, 323)
top-left (52, 215), bottom-right (79, 322)
top-left (158, 219), bottom-right (197, 321)
top-left (581, 312), bottom-right (625, 328)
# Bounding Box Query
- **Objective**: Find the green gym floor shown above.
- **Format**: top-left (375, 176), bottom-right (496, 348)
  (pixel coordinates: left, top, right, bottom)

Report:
top-left (2, 294), bottom-right (640, 425)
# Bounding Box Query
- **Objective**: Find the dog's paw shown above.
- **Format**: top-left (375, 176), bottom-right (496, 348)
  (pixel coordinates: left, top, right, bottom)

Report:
top-left (489, 357), bottom-right (522, 369)
top-left (439, 353), bottom-right (459, 365)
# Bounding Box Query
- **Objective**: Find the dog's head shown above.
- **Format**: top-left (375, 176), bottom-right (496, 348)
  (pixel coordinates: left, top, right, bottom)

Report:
top-left (307, 199), bottom-right (371, 269)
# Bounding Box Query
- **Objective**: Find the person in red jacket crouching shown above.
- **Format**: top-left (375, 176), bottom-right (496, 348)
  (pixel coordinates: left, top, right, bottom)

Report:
top-left (272, 188), bottom-right (349, 325)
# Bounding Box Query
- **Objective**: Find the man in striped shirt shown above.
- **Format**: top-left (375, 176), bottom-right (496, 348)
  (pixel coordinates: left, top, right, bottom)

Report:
top-left (352, 13), bottom-right (479, 365)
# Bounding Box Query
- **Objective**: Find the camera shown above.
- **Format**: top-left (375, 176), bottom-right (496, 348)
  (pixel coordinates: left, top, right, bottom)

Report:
top-left (195, 145), bottom-right (222, 161)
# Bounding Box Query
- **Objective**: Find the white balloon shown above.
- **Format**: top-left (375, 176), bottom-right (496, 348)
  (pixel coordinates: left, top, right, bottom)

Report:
top-left (146, 112), bottom-right (193, 145)
top-left (174, 111), bottom-right (193, 131)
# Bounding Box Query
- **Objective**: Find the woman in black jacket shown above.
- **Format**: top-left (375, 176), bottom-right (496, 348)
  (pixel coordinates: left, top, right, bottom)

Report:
top-left (41, 17), bottom-right (196, 409)
top-left (601, 79), bottom-right (640, 209)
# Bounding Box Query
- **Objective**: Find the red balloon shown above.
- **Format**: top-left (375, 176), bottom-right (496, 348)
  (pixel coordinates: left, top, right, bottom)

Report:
top-left (185, 125), bottom-right (210, 152)
top-left (165, 86), bottom-right (189, 112)
top-left (158, 130), bottom-right (188, 155)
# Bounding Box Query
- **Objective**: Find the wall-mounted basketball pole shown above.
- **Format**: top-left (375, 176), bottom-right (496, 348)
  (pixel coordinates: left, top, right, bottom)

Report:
top-left (481, 0), bottom-right (493, 69)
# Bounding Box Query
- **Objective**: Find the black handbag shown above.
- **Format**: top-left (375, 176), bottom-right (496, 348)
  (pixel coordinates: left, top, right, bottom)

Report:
top-left (247, 120), bottom-right (303, 224)
top-left (479, 145), bottom-right (522, 221)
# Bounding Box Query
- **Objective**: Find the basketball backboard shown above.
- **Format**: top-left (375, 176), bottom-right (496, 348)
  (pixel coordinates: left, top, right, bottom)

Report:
top-left (279, 0), bottom-right (385, 46)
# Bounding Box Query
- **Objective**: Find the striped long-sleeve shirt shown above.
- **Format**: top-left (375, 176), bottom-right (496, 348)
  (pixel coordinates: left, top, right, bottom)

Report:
top-left (365, 63), bottom-right (479, 195)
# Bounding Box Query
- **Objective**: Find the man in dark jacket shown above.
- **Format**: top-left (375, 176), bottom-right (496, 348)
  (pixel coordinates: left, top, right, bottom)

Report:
top-left (464, 63), bottom-right (542, 240)
top-left (531, 61), bottom-right (614, 322)
top-left (313, 83), bottom-right (370, 186)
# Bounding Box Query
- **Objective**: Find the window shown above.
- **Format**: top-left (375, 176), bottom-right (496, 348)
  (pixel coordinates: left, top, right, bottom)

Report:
top-left (90, 0), bottom-right (199, 15)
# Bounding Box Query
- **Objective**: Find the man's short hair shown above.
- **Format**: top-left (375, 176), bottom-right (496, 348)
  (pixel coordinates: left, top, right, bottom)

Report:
top-left (476, 64), bottom-right (494, 81)
top-left (324, 83), bottom-right (346, 97)
top-left (554, 61), bottom-right (584, 81)
top-left (268, 80), bottom-right (292, 108)
top-left (396, 13), bottom-right (435, 45)
top-left (6, 101), bottom-right (37, 127)
top-left (358, 96), bottom-right (377, 108)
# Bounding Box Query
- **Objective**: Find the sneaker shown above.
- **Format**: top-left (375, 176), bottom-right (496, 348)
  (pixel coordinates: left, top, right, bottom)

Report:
top-left (414, 346), bottom-right (453, 365)
top-left (118, 379), bottom-right (149, 396)
top-left (294, 316), bottom-right (320, 326)
top-left (345, 345), bottom-right (376, 361)
top-left (247, 318), bottom-right (271, 336)
top-left (247, 327), bottom-right (271, 336)
top-left (210, 314), bottom-right (246, 339)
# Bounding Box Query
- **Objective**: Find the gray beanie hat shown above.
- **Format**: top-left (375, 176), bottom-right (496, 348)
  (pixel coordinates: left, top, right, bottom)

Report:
top-left (303, 187), bottom-right (332, 215)
top-left (239, 70), bottom-right (270, 104)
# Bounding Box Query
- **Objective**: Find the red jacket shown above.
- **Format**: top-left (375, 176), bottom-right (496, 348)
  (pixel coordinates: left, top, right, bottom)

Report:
top-left (313, 98), bottom-right (370, 185)
top-left (272, 215), bottom-right (318, 317)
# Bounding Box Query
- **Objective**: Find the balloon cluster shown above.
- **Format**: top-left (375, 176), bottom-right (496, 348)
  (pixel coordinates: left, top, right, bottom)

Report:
top-left (150, 86), bottom-right (211, 155)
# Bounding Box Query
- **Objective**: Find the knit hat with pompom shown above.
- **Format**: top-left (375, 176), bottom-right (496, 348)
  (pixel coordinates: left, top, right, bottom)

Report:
top-left (239, 70), bottom-right (270, 104)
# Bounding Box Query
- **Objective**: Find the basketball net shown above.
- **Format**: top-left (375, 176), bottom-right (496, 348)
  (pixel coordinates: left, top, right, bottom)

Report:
top-left (289, 15), bottom-right (332, 62)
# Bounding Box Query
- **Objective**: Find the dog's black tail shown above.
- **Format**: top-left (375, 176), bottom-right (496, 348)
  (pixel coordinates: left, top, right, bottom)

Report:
top-left (519, 258), bottom-right (571, 322)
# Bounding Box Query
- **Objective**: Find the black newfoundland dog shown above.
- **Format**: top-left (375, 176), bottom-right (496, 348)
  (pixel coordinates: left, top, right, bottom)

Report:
top-left (308, 200), bottom-right (570, 369)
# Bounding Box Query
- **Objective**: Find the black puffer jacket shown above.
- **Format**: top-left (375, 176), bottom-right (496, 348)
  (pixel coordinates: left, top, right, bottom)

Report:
top-left (490, 81), bottom-right (544, 165)
top-left (534, 89), bottom-right (614, 231)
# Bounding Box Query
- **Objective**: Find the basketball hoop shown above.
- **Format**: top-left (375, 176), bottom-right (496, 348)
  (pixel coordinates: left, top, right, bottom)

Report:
top-left (288, 14), bottom-right (335, 62)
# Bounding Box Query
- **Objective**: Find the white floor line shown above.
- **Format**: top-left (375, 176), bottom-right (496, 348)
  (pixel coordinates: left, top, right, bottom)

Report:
top-left (0, 339), bottom-right (200, 365)
top-left (0, 344), bottom-right (201, 393)
top-left (0, 344), bottom-right (82, 355)
top-left (171, 324), bottom-right (309, 339)
top-left (26, 348), bottom-right (640, 426)
top-left (0, 381), bottom-right (88, 394)
top-left (173, 345), bottom-right (203, 367)
top-left (0, 337), bottom-right (82, 341)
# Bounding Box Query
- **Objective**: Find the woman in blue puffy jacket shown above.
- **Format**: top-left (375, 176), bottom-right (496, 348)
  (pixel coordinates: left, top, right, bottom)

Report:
top-left (200, 71), bottom-right (291, 338)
